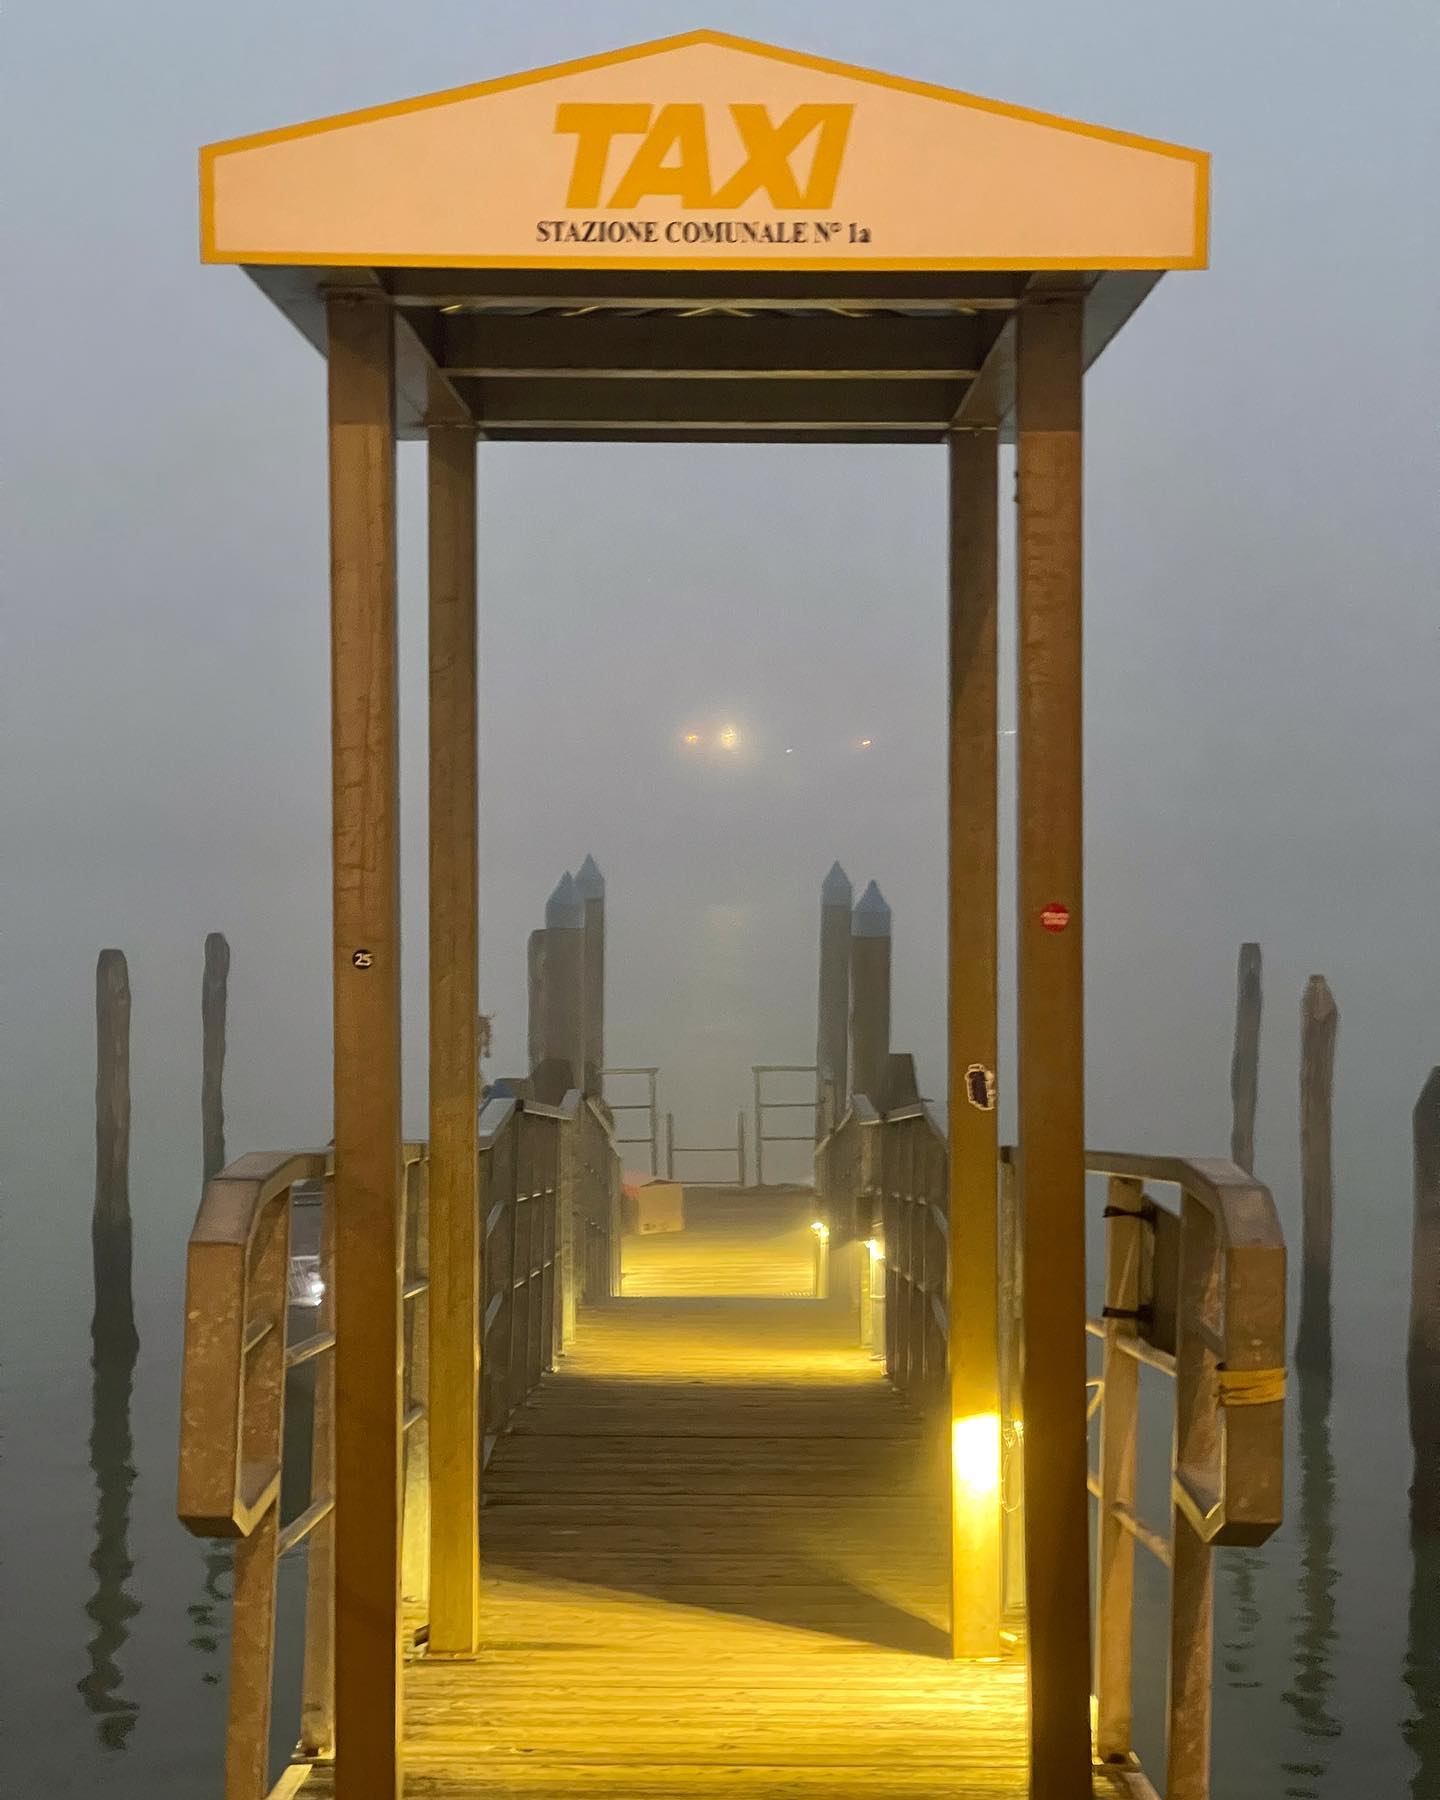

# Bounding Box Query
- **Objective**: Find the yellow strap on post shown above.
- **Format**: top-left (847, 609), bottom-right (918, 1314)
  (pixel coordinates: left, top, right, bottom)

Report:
top-left (1216, 1365), bottom-right (1287, 1406)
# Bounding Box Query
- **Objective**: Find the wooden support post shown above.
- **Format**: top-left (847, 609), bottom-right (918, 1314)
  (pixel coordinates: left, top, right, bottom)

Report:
top-left (1230, 942), bottom-right (1262, 1174)
top-left (326, 291), bottom-right (403, 1800)
top-left (201, 932), bottom-right (229, 1183)
top-left (1296, 975), bottom-right (1338, 1372)
top-left (1410, 1069), bottom-right (1440, 1531)
top-left (850, 882), bottom-right (892, 1104)
top-left (946, 426), bottom-right (1002, 1657)
top-left (816, 863), bottom-right (852, 1137)
top-left (1015, 291), bottom-right (1092, 1793)
top-left (426, 417), bottom-right (480, 1657)
top-left (576, 855), bottom-right (605, 1097)
top-left (94, 949), bottom-right (137, 1358)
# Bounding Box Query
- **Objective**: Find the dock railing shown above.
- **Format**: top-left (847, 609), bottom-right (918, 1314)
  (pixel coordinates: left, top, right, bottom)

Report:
top-left (816, 1103), bottom-right (1286, 1800)
top-left (177, 1094), bottom-right (622, 1800)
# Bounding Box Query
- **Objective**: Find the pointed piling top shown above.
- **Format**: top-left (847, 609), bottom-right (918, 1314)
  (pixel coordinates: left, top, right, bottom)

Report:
top-left (545, 872), bottom-right (584, 930)
top-left (821, 862), bottom-right (852, 907)
top-left (851, 880), bottom-right (891, 938)
top-left (574, 854), bottom-right (606, 901)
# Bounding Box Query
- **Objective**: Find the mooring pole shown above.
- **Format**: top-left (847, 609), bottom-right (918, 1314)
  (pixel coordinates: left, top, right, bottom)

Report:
top-left (1015, 291), bottom-right (1092, 1794)
top-left (94, 948), bottom-right (136, 1356)
top-left (816, 863), bottom-right (852, 1136)
top-left (326, 290), bottom-right (403, 1800)
top-left (850, 882), bottom-right (892, 1106)
top-left (1230, 942), bottom-right (1262, 1174)
top-left (576, 856), bottom-right (605, 1098)
top-left (526, 928), bottom-right (546, 1077)
top-left (542, 873), bottom-right (586, 1092)
top-left (1296, 975), bottom-right (1338, 1373)
top-left (946, 426), bottom-right (1002, 1657)
top-left (201, 932), bottom-right (229, 1183)
top-left (426, 413), bottom-right (481, 1656)
top-left (1410, 1069), bottom-right (1440, 1532)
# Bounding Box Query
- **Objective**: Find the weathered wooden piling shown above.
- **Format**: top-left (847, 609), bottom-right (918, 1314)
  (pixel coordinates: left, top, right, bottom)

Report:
top-left (93, 949), bottom-right (137, 1356)
top-left (201, 932), bottom-right (229, 1182)
top-left (86, 946), bottom-right (139, 1740)
top-left (575, 855), bottom-right (605, 1098)
top-left (541, 873), bottom-right (585, 1096)
top-left (850, 881), bottom-right (892, 1106)
top-left (1230, 942), bottom-right (1262, 1174)
top-left (526, 929), bottom-right (546, 1075)
top-left (816, 863), bottom-right (852, 1137)
top-left (1296, 975), bottom-right (1338, 1372)
top-left (1410, 1069), bottom-right (1440, 1532)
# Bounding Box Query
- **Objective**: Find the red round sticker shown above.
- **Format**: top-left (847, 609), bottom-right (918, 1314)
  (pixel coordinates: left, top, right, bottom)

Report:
top-left (1040, 902), bottom-right (1070, 933)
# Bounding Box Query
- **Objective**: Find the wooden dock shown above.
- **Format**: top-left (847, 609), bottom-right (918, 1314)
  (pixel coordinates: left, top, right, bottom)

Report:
top-left (301, 1217), bottom-right (1061, 1798)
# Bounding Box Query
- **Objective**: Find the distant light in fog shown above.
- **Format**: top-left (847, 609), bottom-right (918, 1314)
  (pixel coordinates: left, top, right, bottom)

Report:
top-left (718, 725), bottom-right (740, 751)
top-left (682, 731), bottom-right (701, 747)
top-left (858, 737), bottom-right (873, 750)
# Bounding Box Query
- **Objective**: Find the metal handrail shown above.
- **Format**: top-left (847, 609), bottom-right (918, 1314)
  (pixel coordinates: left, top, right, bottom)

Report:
top-left (1078, 1154), bottom-right (1285, 1800)
top-left (177, 1141), bottom-right (429, 1800)
top-left (815, 1113), bottom-right (1286, 1800)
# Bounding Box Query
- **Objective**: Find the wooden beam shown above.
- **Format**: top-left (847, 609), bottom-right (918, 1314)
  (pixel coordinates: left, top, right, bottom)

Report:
top-left (386, 267), bottom-right (1030, 310)
top-left (945, 427), bottom-right (1002, 1657)
top-left (1014, 292), bottom-right (1091, 1796)
top-left (476, 427), bottom-right (951, 445)
top-left (327, 291), bottom-right (404, 1800)
top-left (459, 376), bottom-right (965, 431)
top-left (426, 413), bottom-right (481, 1656)
top-left (440, 310), bottom-right (985, 379)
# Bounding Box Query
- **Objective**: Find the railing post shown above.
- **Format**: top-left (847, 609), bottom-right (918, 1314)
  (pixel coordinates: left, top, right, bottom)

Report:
top-left (426, 414), bottom-right (480, 1657)
top-left (1166, 1192), bottom-right (1221, 1800)
top-left (326, 290), bottom-right (403, 1800)
top-left (401, 1155), bottom-right (432, 1623)
top-left (1096, 1175), bottom-right (1144, 1763)
top-left (225, 1195), bottom-right (290, 1800)
top-left (300, 1174), bottom-right (337, 1758)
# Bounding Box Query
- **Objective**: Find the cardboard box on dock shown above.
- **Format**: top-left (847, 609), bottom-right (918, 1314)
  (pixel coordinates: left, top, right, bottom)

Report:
top-left (622, 1180), bottom-right (685, 1235)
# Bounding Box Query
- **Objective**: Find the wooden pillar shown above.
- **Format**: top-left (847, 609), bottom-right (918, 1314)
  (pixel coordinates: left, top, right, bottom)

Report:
top-left (1230, 942), bottom-right (1262, 1174)
top-left (1015, 291), bottom-right (1092, 1793)
top-left (94, 948), bottom-right (137, 1357)
top-left (1296, 975), bottom-right (1338, 1373)
top-left (326, 290), bottom-right (403, 1800)
top-left (576, 855), bottom-right (606, 1097)
top-left (850, 882), bottom-right (891, 1104)
top-left (426, 418), bottom-right (481, 1656)
top-left (201, 932), bottom-right (229, 1182)
top-left (542, 873), bottom-right (585, 1088)
top-left (816, 862), bottom-right (852, 1135)
top-left (1411, 1069), bottom-right (1440, 1531)
top-left (946, 427), bottom-right (1002, 1656)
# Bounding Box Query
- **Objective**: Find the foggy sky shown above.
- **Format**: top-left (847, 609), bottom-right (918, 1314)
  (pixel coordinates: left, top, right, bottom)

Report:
top-left (3, 0), bottom-right (1437, 1256)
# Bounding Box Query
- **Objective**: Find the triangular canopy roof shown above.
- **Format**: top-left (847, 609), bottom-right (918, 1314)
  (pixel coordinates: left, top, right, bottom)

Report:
top-left (203, 30), bottom-right (1206, 273)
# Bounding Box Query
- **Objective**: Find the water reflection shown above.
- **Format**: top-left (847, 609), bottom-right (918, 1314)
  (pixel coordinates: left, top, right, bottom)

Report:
top-left (187, 1546), bottom-right (230, 1684)
top-left (78, 1307), bottom-right (141, 1747)
top-left (1280, 1362), bottom-right (1341, 1797)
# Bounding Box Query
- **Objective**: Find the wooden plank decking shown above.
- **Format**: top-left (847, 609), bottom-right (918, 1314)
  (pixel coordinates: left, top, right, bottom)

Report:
top-left (301, 1211), bottom-right (1119, 1798)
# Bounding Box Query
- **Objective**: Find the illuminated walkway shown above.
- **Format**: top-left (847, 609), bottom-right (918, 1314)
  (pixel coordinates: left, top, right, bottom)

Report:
top-left (308, 1207), bottom-right (1046, 1797)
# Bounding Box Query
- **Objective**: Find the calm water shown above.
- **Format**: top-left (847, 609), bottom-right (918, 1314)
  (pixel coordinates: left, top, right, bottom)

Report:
top-left (2, 1079), bottom-right (1436, 1798)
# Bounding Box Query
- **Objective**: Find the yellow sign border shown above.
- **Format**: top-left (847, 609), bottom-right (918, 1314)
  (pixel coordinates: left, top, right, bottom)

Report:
top-left (200, 28), bottom-right (1209, 272)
